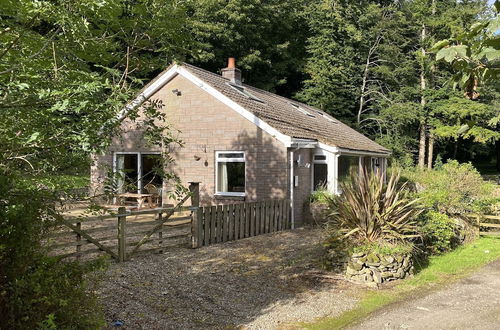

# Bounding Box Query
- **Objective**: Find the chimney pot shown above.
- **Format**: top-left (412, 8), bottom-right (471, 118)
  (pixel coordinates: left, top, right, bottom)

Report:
top-left (221, 57), bottom-right (241, 85)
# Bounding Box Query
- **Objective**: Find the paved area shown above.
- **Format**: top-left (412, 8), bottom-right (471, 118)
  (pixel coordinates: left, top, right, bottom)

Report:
top-left (352, 259), bottom-right (500, 330)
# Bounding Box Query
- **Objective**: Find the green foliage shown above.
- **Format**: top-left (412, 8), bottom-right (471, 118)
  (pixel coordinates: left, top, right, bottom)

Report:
top-left (0, 173), bottom-right (105, 328)
top-left (308, 187), bottom-right (334, 204)
top-left (352, 241), bottom-right (414, 256)
top-left (403, 160), bottom-right (496, 215)
top-left (420, 211), bottom-right (458, 255)
top-left (326, 169), bottom-right (423, 244)
top-left (432, 1), bottom-right (499, 97)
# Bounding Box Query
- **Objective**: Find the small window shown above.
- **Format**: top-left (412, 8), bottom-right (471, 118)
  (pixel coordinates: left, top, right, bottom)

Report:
top-left (317, 111), bottom-right (337, 123)
top-left (313, 153), bottom-right (328, 191)
top-left (313, 163), bottom-right (328, 190)
top-left (228, 83), bottom-right (264, 103)
top-left (216, 151), bottom-right (246, 196)
top-left (314, 155), bottom-right (327, 161)
top-left (290, 103), bottom-right (316, 118)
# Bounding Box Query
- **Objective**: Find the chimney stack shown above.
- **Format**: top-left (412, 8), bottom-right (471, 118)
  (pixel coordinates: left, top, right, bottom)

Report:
top-left (221, 57), bottom-right (241, 85)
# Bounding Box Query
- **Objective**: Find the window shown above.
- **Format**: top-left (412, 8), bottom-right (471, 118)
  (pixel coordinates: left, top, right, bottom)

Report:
top-left (216, 151), bottom-right (246, 196)
top-left (228, 83), bottom-right (264, 103)
top-left (290, 103), bottom-right (316, 118)
top-left (338, 155), bottom-right (360, 185)
top-left (313, 154), bottom-right (328, 191)
top-left (114, 152), bottom-right (162, 193)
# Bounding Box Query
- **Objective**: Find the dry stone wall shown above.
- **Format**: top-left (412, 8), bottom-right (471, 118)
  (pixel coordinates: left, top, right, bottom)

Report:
top-left (345, 252), bottom-right (414, 286)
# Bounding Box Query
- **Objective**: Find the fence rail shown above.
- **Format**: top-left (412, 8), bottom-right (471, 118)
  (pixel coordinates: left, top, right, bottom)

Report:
top-left (467, 214), bottom-right (500, 236)
top-left (193, 199), bottom-right (291, 247)
top-left (48, 184), bottom-right (197, 261)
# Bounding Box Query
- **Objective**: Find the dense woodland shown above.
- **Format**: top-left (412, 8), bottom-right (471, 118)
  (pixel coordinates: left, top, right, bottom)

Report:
top-left (1, 0), bottom-right (499, 177)
top-left (0, 1), bottom-right (499, 327)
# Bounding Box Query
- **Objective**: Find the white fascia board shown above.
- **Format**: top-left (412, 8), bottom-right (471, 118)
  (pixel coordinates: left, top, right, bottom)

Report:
top-left (317, 142), bottom-right (390, 157)
top-left (177, 67), bottom-right (292, 147)
top-left (118, 65), bottom-right (179, 121)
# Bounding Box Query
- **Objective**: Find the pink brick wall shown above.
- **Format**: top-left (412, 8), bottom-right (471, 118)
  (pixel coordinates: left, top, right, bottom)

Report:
top-left (91, 75), bottom-right (316, 222)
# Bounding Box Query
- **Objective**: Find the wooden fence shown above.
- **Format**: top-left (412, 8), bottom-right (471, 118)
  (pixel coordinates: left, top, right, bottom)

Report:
top-left (192, 199), bottom-right (291, 247)
top-left (473, 214), bottom-right (500, 237)
top-left (49, 206), bottom-right (193, 261)
top-left (49, 185), bottom-right (197, 262)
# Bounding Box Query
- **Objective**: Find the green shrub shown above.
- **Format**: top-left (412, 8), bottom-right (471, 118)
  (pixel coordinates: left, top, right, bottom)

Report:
top-left (326, 169), bottom-right (423, 244)
top-left (0, 173), bottom-right (105, 328)
top-left (352, 241), bottom-right (414, 256)
top-left (402, 160), bottom-right (496, 216)
top-left (308, 186), bottom-right (334, 204)
top-left (420, 211), bottom-right (458, 255)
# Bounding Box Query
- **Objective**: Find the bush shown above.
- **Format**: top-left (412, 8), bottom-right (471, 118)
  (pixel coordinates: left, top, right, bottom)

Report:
top-left (326, 169), bottom-right (423, 244)
top-left (0, 173), bottom-right (105, 328)
top-left (402, 160), bottom-right (496, 216)
top-left (308, 187), bottom-right (334, 204)
top-left (420, 211), bottom-right (458, 255)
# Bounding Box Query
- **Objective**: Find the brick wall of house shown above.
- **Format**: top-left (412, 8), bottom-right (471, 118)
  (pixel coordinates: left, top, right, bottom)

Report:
top-left (292, 148), bottom-right (313, 226)
top-left (91, 75), bottom-right (301, 216)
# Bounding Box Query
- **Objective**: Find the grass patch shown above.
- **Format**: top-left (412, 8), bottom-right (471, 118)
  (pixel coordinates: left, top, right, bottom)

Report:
top-left (303, 236), bottom-right (500, 330)
top-left (20, 174), bottom-right (89, 190)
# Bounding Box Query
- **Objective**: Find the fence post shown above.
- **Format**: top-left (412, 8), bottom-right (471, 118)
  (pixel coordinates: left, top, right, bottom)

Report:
top-left (189, 182), bottom-right (201, 248)
top-left (117, 206), bottom-right (127, 262)
top-left (76, 221), bottom-right (82, 260)
top-left (158, 212), bottom-right (163, 253)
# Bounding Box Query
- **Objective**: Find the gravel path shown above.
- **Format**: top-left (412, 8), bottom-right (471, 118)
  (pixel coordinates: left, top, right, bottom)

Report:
top-left (351, 259), bottom-right (500, 330)
top-left (96, 228), bottom-right (358, 329)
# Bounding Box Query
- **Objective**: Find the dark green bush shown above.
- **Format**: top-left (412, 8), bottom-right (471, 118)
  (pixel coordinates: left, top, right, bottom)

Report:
top-left (420, 211), bottom-right (458, 255)
top-left (0, 173), bottom-right (105, 329)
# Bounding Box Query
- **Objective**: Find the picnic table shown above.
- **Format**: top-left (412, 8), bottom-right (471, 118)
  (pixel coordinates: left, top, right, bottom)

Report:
top-left (116, 193), bottom-right (154, 209)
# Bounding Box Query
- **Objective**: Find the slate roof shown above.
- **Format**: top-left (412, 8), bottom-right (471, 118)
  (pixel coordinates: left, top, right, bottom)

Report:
top-left (142, 62), bottom-right (390, 154)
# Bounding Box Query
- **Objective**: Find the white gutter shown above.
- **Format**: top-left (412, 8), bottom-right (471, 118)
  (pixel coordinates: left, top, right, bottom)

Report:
top-left (318, 142), bottom-right (391, 157)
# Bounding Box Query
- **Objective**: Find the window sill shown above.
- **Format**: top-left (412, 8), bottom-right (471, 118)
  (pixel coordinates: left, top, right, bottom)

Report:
top-left (214, 193), bottom-right (246, 201)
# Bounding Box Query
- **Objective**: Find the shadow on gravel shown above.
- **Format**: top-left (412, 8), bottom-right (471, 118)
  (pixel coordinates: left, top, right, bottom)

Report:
top-left (97, 228), bottom-right (349, 329)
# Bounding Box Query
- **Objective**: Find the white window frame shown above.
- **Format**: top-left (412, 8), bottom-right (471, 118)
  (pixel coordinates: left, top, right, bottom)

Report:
top-left (113, 151), bottom-right (161, 194)
top-left (215, 151), bottom-right (246, 197)
top-left (312, 152), bottom-right (328, 192)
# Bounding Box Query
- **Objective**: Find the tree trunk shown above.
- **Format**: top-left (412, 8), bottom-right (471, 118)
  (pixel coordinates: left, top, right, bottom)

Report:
top-left (357, 36), bottom-right (381, 125)
top-left (418, 124), bottom-right (426, 168)
top-left (418, 24), bottom-right (427, 168)
top-left (427, 133), bottom-right (434, 169)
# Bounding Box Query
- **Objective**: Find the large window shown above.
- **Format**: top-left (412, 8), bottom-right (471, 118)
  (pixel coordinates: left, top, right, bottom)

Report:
top-left (216, 151), bottom-right (245, 196)
top-left (114, 152), bottom-right (162, 193)
top-left (313, 154), bottom-right (328, 191)
top-left (338, 155), bottom-right (360, 185)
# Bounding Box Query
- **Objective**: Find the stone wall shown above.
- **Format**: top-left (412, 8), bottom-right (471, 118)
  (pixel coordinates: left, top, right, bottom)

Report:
top-left (345, 252), bottom-right (414, 286)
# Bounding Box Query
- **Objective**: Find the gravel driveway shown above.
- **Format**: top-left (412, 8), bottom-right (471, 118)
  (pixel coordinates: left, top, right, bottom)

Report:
top-left (96, 228), bottom-right (358, 329)
top-left (351, 258), bottom-right (500, 330)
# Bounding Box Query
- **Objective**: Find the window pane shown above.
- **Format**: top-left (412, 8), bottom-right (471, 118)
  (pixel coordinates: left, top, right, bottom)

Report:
top-left (313, 163), bottom-right (328, 190)
top-left (217, 161), bottom-right (245, 193)
top-left (338, 155), bottom-right (359, 185)
top-left (141, 154), bottom-right (163, 193)
top-left (116, 154), bottom-right (138, 193)
top-left (314, 155), bottom-right (326, 161)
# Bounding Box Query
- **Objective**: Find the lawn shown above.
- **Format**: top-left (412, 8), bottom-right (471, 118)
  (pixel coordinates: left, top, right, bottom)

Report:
top-left (303, 236), bottom-right (500, 330)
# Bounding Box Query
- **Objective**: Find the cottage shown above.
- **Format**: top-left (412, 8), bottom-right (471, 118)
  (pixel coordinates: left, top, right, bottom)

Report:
top-left (91, 58), bottom-right (390, 226)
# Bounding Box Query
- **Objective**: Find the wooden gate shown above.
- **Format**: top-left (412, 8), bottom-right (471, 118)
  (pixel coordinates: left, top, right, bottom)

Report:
top-left (473, 214), bottom-right (500, 236)
top-left (192, 199), bottom-right (291, 247)
top-left (49, 186), bottom-right (195, 262)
